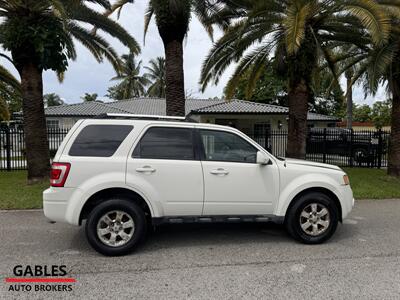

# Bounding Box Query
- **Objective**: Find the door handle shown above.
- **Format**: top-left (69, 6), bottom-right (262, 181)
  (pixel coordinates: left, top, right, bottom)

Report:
top-left (210, 168), bottom-right (229, 175)
top-left (136, 166), bottom-right (156, 173)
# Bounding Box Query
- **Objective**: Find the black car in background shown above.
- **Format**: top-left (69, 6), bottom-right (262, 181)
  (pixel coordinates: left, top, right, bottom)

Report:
top-left (306, 128), bottom-right (387, 162)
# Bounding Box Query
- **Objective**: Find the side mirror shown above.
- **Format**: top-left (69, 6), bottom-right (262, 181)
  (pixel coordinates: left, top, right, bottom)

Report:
top-left (256, 151), bottom-right (271, 165)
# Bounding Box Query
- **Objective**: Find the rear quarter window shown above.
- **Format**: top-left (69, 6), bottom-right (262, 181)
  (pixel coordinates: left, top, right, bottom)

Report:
top-left (69, 125), bottom-right (133, 157)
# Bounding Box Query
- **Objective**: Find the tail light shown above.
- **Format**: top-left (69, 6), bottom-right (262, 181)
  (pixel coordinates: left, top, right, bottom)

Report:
top-left (50, 163), bottom-right (71, 187)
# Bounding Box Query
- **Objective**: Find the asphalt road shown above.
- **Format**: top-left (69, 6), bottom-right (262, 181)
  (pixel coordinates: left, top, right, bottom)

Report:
top-left (1, 200), bottom-right (400, 299)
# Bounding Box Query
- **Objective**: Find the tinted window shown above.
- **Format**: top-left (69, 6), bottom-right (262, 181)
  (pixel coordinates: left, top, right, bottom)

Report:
top-left (133, 127), bottom-right (194, 160)
top-left (69, 125), bottom-right (133, 157)
top-left (200, 130), bottom-right (257, 163)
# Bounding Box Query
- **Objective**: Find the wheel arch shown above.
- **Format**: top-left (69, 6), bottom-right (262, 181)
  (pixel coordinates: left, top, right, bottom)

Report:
top-left (284, 187), bottom-right (343, 223)
top-left (79, 187), bottom-right (154, 225)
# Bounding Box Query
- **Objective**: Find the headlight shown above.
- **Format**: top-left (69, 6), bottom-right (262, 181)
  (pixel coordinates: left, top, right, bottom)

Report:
top-left (343, 175), bottom-right (350, 185)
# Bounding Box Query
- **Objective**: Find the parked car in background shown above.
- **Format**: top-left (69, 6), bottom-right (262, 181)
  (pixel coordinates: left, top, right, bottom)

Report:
top-left (43, 114), bottom-right (354, 256)
top-left (306, 128), bottom-right (387, 162)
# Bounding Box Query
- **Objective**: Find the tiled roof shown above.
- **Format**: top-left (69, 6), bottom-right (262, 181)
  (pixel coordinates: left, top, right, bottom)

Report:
top-left (45, 98), bottom-right (223, 117)
top-left (192, 99), bottom-right (288, 114)
top-left (45, 97), bottom-right (339, 121)
top-left (106, 98), bottom-right (224, 116)
top-left (44, 101), bottom-right (129, 116)
top-left (193, 99), bottom-right (339, 121)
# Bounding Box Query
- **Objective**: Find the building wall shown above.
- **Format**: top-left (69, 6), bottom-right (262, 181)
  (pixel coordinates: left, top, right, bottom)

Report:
top-left (46, 117), bottom-right (80, 129)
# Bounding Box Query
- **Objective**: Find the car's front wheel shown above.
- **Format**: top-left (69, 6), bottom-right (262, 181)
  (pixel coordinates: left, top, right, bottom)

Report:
top-left (285, 192), bottom-right (339, 244)
top-left (85, 199), bottom-right (147, 256)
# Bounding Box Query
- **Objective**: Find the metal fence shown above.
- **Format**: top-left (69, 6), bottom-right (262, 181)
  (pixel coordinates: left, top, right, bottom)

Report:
top-left (0, 127), bottom-right (70, 171)
top-left (248, 128), bottom-right (390, 168)
top-left (0, 126), bottom-right (391, 171)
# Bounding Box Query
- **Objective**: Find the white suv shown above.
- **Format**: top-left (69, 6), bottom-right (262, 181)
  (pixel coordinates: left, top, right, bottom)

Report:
top-left (43, 114), bottom-right (354, 256)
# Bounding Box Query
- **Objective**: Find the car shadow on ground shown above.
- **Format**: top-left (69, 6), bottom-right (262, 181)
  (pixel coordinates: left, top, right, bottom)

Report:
top-left (69, 221), bottom-right (357, 255)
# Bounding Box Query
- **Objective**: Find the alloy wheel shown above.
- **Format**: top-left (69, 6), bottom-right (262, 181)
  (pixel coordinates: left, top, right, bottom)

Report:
top-left (96, 210), bottom-right (135, 247)
top-left (299, 203), bottom-right (330, 236)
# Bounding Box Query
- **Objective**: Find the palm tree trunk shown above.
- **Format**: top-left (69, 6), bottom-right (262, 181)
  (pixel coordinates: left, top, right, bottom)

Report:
top-left (286, 79), bottom-right (310, 159)
top-left (345, 72), bottom-right (353, 129)
top-left (388, 75), bottom-right (400, 177)
top-left (164, 40), bottom-right (185, 116)
top-left (19, 62), bottom-right (50, 183)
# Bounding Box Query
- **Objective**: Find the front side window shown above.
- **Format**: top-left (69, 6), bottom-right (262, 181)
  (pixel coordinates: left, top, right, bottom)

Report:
top-left (133, 127), bottom-right (194, 160)
top-left (69, 125), bottom-right (133, 157)
top-left (199, 130), bottom-right (258, 163)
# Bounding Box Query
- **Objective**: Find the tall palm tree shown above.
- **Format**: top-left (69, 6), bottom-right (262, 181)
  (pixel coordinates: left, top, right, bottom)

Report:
top-left (144, 57), bottom-right (166, 98)
top-left (340, 1), bottom-right (400, 176)
top-left (110, 54), bottom-right (151, 98)
top-left (0, 0), bottom-right (139, 182)
top-left (104, 0), bottom-right (218, 115)
top-left (143, 0), bottom-right (219, 115)
top-left (345, 68), bottom-right (355, 129)
top-left (200, 0), bottom-right (389, 159)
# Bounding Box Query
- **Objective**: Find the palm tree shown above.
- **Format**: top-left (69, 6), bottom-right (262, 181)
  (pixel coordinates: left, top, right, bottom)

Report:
top-left (345, 68), bottom-right (355, 129)
top-left (200, 0), bottom-right (389, 159)
top-left (110, 54), bottom-right (151, 98)
top-left (104, 0), bottom-right (218, 115)
top-left (44, 93), bottom-right (64, 107)
top-left (82, 93), bottom-right (99, 102)
top-left (340, 1), bottom-right (400, 176)
top-left (144, 57), bottom-right (166, 98)
top-left (0, 0), bottom-right (139, 182)
top-left (143, 0), bottom-right (218, 115)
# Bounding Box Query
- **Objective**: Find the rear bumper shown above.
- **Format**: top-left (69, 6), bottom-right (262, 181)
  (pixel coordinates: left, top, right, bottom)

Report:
top-left (43, 187), bottom-right (79, 224)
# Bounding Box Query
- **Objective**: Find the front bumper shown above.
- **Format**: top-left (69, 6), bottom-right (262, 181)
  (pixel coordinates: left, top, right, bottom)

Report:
top-left (339, 184), bottom-right (354, 219)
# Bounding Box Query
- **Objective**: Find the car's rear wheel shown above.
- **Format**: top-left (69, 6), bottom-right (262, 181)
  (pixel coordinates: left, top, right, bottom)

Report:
top-left (285, 192), bottom-right (339, 244)
top-left (85, 198), bottom-right (147, 256)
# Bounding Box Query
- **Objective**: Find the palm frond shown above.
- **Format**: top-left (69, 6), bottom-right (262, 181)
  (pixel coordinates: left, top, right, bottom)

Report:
top-left (284, 1), bottom-right (315, 55)
top-left (144, 2), bottom-right (154, 44)
top-left (345, 0), bottom-right (391, 46)
top-left (0, 64), bottom-right (20, 92)
top-left (71, 3), bottom-right (140, 55)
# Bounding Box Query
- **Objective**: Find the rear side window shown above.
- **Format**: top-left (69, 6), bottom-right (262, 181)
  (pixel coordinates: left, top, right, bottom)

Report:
top-left (69, 125), bottom-right (133, 157)
top-left (133, 127), bottom-right (194, 160)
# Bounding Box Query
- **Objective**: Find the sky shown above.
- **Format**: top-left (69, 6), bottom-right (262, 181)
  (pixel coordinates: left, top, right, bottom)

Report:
top-left (0, 1), bottom-right (388, 106)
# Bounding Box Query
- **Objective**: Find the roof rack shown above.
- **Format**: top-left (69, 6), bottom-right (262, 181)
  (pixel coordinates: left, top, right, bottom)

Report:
top-left (95, 113), bottom-right (191, 122)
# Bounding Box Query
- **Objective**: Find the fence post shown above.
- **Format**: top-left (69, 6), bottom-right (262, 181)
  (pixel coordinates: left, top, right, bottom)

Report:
top-left (377, 129), bottom-right (382, 169)
top-left (349, 129), bottom-right (354, 167)
top-left (323, 128), bottom-right (327, 164)
top-left (5, 126), bottom-right (11, 171)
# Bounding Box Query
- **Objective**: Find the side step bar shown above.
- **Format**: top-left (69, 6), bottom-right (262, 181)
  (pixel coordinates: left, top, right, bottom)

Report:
top-left (152, 215), bottom-right (284, 226)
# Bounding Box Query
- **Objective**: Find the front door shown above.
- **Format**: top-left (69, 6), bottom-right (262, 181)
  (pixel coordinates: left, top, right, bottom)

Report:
top-left (198, 129), bottom-right (279, 215)
top-left (126, 126), bottom-right (203, 216)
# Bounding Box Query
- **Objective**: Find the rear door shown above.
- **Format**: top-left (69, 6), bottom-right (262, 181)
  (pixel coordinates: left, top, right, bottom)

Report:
top-left (126, 125), bottom-right (204, 216)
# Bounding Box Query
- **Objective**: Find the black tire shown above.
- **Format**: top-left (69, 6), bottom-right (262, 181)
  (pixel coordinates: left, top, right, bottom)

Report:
top-left (85, 198), bottom-right (147, 256)
top-left (285, 192), bottom-right (339, 244)
top-left (353, 148), bottom-right (368, 162)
